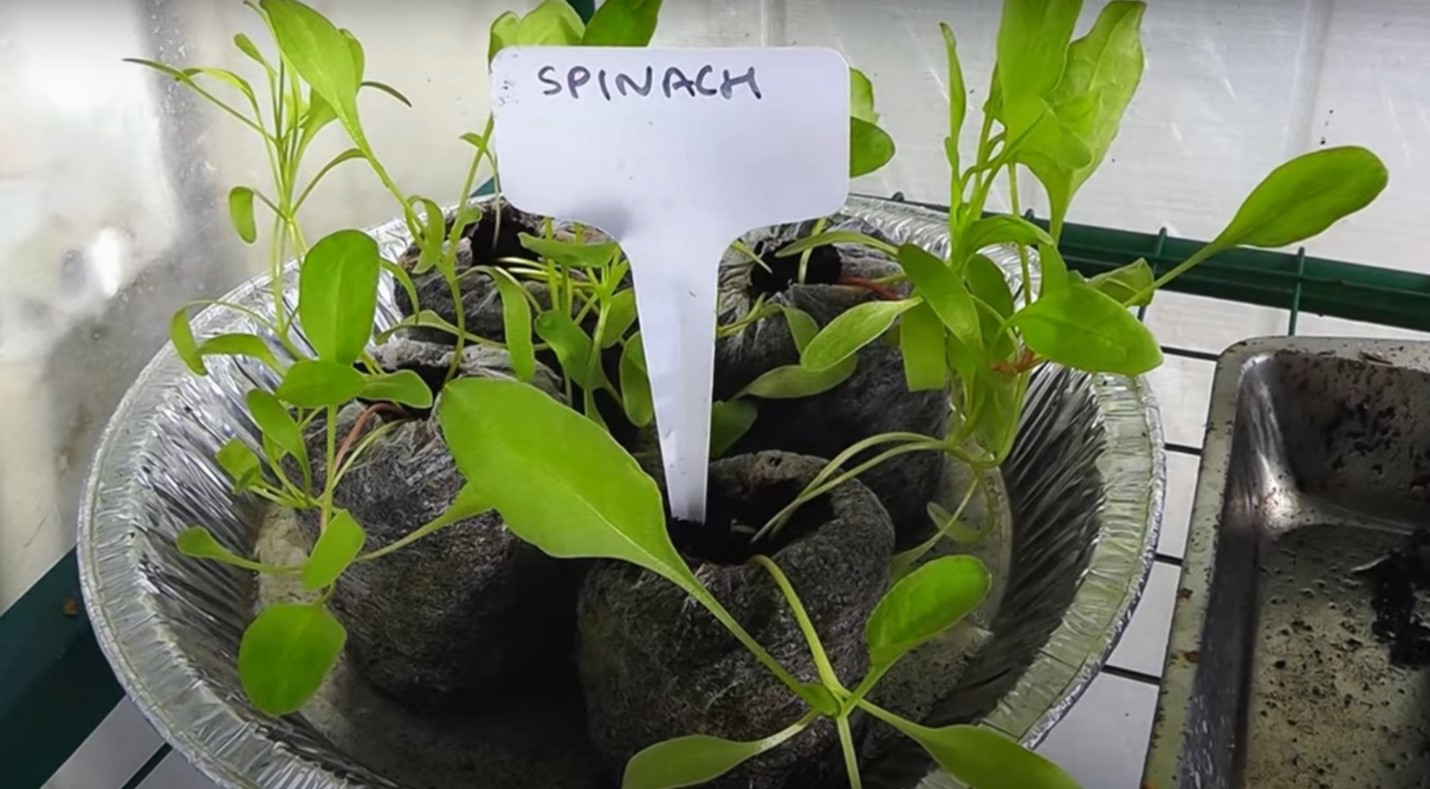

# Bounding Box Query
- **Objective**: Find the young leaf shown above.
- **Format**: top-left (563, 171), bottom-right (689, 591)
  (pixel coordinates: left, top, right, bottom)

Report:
top-left (965, 215), bottom-right (1054, 252)
top-left (941, 23), bottom-right (967, 162)
top-left (299, 229), bottom-right (380, 365)
top-left (620, 334), bottom-right (654, 427)
top-left (275, 360), bottom-right (366, 408)
top-left (260, 0), bottom-right (362, 132)
top-left (436, 378), bottom-right (701, 593)
top-left (519, 233), bottom-right (620, 268)
top-left (176, 526), bottom-right (277, 572)
top-left (216, 438), bottom-right (262, 492)
top-left (581, 0), bottom-right (663, 47)
top-left (535, 312), bottom-right (594, 388)
top-left (359, 370), bottom-right (434, 408)
top-left (969, 366), bottom-right (1021, 458)
top-left (800, 299), bottom-right (917, 372)
top-left (851, 117), bottom-right (896, 178)
top-left (777, 230), bottom-right (899, 260)
top-left (488, 11), bottom-right (521, 64)
top-left (234, 33), bottom-right (275, 75)
top-left (302, 510), bottom-right (365, 589)
top-left (238, 602), bottom-right (346, 716)
top-left (780, 306), bottom-right (819, 354)
top-left (900, 302), bottom-right (948, 392)
top-left (602, 290), bottom-right (639, 348)
top-left (1013, 280), bottom-right (1161, 375)
top-left (849, 67), bottom-right (878, 124)
top-left (360, 80), bottom-right (412, 106)
top-left (489, 269), bottom-right (537, 382)
top-left (246, 390), bottom-right (307, 469)
top-left (1088, 258), bottom-right (1154, 306)
top-left (865, 555), bottom-right (991, 671)
top-left (171, 308), bottom-right (206, 375)
top-left (965, 255), bottom-right (1016, 319)
top-left (1205, 146), bottom-right (1388, 252)
top-left (1036, 243), bottom-right (1070, 297)
top-left (897, 244), bottom-right (979, 347)
top-left (200, 333), bottom-right (281, 372)
top-left (228, 186), bottom-right (259, 244)
top-left (710, 399), bottom-right (758, 459)
top-left (739, 357), bottom-right (857, 400)
top-left (995, 0), bottom-right (1083, 119)
top-left (859, 711), bottom-right (1080, 789)
top-left (622, 723), bottom-right (812, 789)
top-left (517, 0), bottom-right (586, 46)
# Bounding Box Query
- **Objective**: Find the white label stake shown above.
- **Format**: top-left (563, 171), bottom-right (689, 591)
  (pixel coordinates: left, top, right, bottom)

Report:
top-left (491, 46), bottom-right (850, 523)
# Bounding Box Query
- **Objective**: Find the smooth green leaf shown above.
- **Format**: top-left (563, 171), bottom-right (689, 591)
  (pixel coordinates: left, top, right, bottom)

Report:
top-left (412, 197), bottom-right (450, 275)
top-left (941, 23), bottom-right (966, 162)
top-left (216, 438), bottom-right (262, 492)
top-left (581, 0), bottom-right (663, 47)
top-left (965, 255), bottom-right (1016, 361)
top-left (995, 0), bottom-right (1082, 116)
top-left (436, 377), bottom-right (699, 592)
top-left (602, 290), bottom-right (639, 348)
top-left (298, 89), bottom-right (339, 153)
top-left (1013, 279), bottom-right (1161, 375)
top-left (200, 333), bottom-right (281, 372)
top-left (620, 334), bottom-right (654, 427)
top-left (1207, 146), bottom-right (1389, 253)
top-left (228, 186), bottom-right (258, 244)
top-left (900, 302), bottom-right (948, 392)
top-left (234, 33), bottom-right (275, 75)
top-left (945, 332), bottom-right (982, 398)
top-left (176, 526), bottom-right (273, 572)
top-left (359, 369), bottom-right (434, 408)
top-left (488, 11), bottom-right (521, 64)
top-left (260, 0), bottom-right (362, 132)
top-left (246, 390), bottom-right (307, 471)
top-left (866, 555), bottom-right (991, 670)
top-left (171, 308), bottom-right (206, 375)
top-left (517, 0), bottom-right (585, 46)
top-left (965, 215), bottom-right (1054, 251)
top-left (927, 501), bottom-right (983, 544)
top-left (299, 229), bottom-right (380, 365)
top-left (519, 233), bottom-right (619, 268)
top-left (360, 80), bottom-right (411, 106)
top-left (1036, 243), bottom-right (1070, 297)
top-left (970, 366), bottom-right (1021, 457)
top-left (275, 360), bottom-right (365, 408)
top-left (851, 117), bottom-right (896, 178)
top-left (302, 510), bottom-right (365, 589)
top-left (776, 230), bottom-right (898, 259)
top-left (710, 399), bottom-right (758, 459)
top-left (623, 723), bottom-right (810, 789)
top-left (296, 148), bottom-right (365, 208)
top-left (897, 244), bottom-right (979, 347)
top-left (850, 67), bottom-right (878, 124)
top-left (801, 299), bottom-right (916, 372)
top-left (1088, 258), bottom-right (1154, 306)
top-left (535, 311), bottom-right (594, 388)
top-left (181, 66), bottom-right (259, 106)
top-left (781, 306), bottom-right (819, 354)
top-left (484, 269), bottom-right (536, 382)
top-left (342, 28), bottom-right (365, 81)
top-left (238, 602), bottom-right (346, 716)
top-left (865, 716), bottom-right (1081, 789)
top-left (739, 357), bottom-right (857, 400)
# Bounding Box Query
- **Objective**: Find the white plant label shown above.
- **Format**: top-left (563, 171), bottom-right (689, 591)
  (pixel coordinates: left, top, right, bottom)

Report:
top-left (491, 46), bottom-right (850, 523)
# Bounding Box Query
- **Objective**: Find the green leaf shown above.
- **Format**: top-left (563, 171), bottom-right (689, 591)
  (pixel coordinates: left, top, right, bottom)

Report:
top-left (1088, 258), bottom-right (1154, 306)
top-left (581, 0), bottom-right (663, 47)
top-left (995, 0), bottom-right (1082, 118)
top-left (776, 230), bottom-right (898, 260)
top-left (849, 67), bottom-right (878, 124)
top-left (171, 307), bottom-right (206, 375)
top-left (228, 186), bottom-right (258, 244)
top-left (1013, 279), bottom-right (1161, 375)
top-left (927, 501), bottom-right (983, 545)
top-left (710, 399), bottom-right (758, 459)
top-left (867, 711), bottom-right (1080, 789)
top-left (517, 0), bottom-right (586, 46)
top-left (482, 269), bottom-right (536, 382)
top-left (275, 360), bottom-right (366, 408)
top-left (535, 311), bottom-right (594, 388)
top-left (1036, 243), bottom-right (1070, 297)
top-left (965, 215), bottom-right (1054, 252)
top-left (298, 89), bottom-right (339, 153)
top-left (620, 334), bottom-right (654, 427)
top-left (246, 390), bottom-right (307, 470)
top-left (436, 378), bottom-right (700, 593)
top-left (359, 369), bottom-right (434, 408)
top-left (739, 357), bottom-right (857, 400)
top-left (260, 0), bottom-right (363, 134)
top-left (200, 333), bottom-right (281, 372)
top-left (234, 33), bottom-right (275, 75)
top-left (602, 290), bottom-right (639, 348)
top-left (360, 80), bottom-right (411, 106)
top-left (296, 148), bottom-right (365, 208)
top-left (970, 366), bottom-right (1021, 457)
top-left (238, 602), bottom-right (346, 716)
top-left (850, 117), bottom-right (896, 178)
top-left (897, 244), bottom-right (979, 347)
top-left (302, 509), bottom-right (365, 589)
top-left (965, 255), bottom-right (1016, 361)
top-left (176, 526), bottom-right (274, 572)
top-left (299, 229), bottom-right (380, 365)
top-left (800, 299), bottom-right (917, 372)
top-left (1206, 146), bottom-right (1389, 253)
top-left (781, 306), bottom-right (819, 354)
top-left (216, 438), bottom-right (262, 492)
top-left (519, 233), bottom-right (619, 268)
top-left (899, 302), bottom-right (948, 392)
top-left (622, 723), bottom-right (811, 789)
top-left (941, 23), bottom-right (966, 164)
top-left (488, 11), bottom-right (521, 64)
top-left (865, 555), bottom-right (991, 671)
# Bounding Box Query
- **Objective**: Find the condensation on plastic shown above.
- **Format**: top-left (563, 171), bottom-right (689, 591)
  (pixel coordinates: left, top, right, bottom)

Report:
top-left (77, 195), bottom-right (1163, 788)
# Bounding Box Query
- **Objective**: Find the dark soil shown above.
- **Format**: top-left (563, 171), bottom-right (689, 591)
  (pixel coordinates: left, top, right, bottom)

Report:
top-left (667, 478), bottom-right (834, 566)
top-left (1360, 529), bottom-right (1430, 667)
top-left (748, 242), bottom-right (842, 296)
top-left (466, 202), bottom-right (533, 265)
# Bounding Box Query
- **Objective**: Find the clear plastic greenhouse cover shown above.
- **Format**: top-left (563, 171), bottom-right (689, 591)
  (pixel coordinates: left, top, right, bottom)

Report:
top-left (2, 0), bottom-right (1426, 621)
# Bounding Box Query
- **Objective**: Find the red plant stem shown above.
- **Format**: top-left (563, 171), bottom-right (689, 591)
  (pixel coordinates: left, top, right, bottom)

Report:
top-left (837, 276), bottom-right (902, 301)
top-left (334, 402), bottom-right (405, 472)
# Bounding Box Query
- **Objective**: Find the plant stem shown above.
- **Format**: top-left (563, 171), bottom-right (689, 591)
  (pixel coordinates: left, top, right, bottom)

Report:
top-left (687, 586), bottom-right (809, 703)
top-left (584, 301), bottom-right (611, 421)
top-left (797, 217), bottom-right (828, 284)
top-left (837, 715), bottom-right (863, 789)
top-left (888, 476), bottom-right (982, 575)
top-left (320, 404), bottom-right (338, 532)
top-left (1007, 163), bottom-right (1032, 306)
top-left (750, 555), bottom-right (843, 693)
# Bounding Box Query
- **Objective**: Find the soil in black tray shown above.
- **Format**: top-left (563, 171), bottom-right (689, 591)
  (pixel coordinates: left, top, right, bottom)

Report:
top-left (1361, 529), bottom-right (1430, 667)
